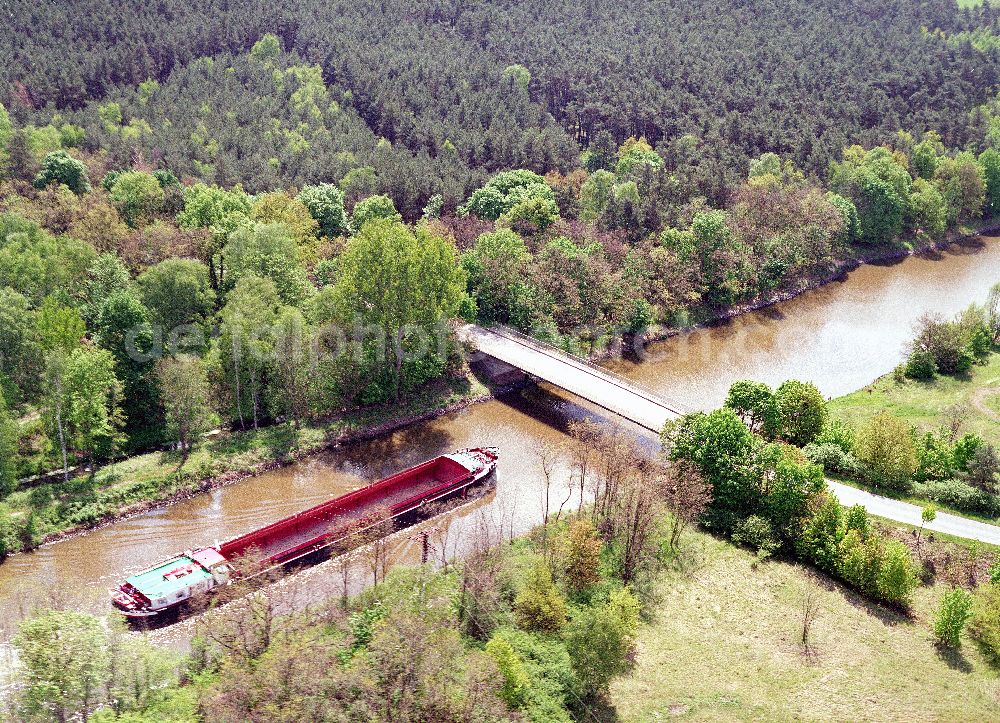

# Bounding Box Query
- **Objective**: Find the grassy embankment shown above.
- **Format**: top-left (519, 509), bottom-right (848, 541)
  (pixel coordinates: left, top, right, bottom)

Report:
top-left (611, 531), bottom-right (1000, 721)
top-left (829, 353), bottom-right (1000, 447)
top-left (0, 374), bottom-right (491, 553)
top-left (825, 351), bottom-right (1000, 519)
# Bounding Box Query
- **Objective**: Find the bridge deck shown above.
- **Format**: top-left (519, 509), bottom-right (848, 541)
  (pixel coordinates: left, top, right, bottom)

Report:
top-left (460, 325), bottom-right (680, 432)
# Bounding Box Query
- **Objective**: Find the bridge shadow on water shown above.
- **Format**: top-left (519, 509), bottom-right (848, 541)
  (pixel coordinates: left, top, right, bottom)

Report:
top-left (494, 384), bottom-right (662, 455)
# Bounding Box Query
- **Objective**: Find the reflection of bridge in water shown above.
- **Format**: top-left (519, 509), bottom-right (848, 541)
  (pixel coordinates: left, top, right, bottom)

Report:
top-left (459, 324), bottom-right (685, 433)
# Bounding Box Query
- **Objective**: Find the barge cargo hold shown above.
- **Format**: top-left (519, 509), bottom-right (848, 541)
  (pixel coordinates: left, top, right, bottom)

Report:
top-left (111, 447), bottom-right (499, 619)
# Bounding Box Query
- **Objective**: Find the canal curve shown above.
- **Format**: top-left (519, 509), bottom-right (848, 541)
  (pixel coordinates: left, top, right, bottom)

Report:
top-left (1, 236), bottom-right (998, 633)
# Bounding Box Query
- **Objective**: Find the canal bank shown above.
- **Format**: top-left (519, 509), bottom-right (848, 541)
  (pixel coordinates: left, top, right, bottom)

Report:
top-left (1, 233), bottom-right (998, 624)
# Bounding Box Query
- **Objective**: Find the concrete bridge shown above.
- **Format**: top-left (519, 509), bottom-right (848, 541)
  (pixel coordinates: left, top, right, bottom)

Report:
top-left (458, 324), bottom-right (684, 433)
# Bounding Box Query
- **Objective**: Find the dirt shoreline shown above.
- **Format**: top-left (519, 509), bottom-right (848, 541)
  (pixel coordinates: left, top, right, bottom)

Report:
top-left (21, 221), bottom-right (1000, 552)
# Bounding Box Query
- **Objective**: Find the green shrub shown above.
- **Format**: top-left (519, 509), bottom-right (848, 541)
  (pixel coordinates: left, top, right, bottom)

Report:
top-left (814, 419), bottom-right (856, 454)
top-left (34, 150), bottom-right (91, 194)
top-left (855, 413), bottom-right (917, 491)
top-left (796, 494), bottom-right (845, 572)
top-left (494, 628), bottom-right (575, 722)
top-left (915, 432), bottom-right (956, 482)
top-left (514, 561), bottom-right (568, 634)
top-left (775, 380), bottom-right (828, 446)
top-left (802, 442), bottom-right (860, 476)
top-left (564, 588), bottom-right (640, 700)
top-left (731, 515), bottom-right (780, 557)
top-left (876, 540), bottom-right (920, 608)
top-left (904, 349), bottom-right (937, 379)
top-left (969, 584), bottom-right (1000, 665)
top-left (485, 635), bottom-right (531, 708)
top-left (912, 479), bottom-right (999, 516)
top-left (563, 519), bottom-right (602, 594)
top-left (934, 586), bottom-right (974, 648)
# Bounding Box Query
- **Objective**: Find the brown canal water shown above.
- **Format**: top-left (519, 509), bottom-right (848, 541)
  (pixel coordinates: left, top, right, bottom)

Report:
top-left (1, 236), bottom-right (998, 634)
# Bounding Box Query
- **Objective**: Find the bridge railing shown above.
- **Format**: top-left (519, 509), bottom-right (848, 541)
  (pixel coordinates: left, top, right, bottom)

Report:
top-left (486, 325), bottom-right (689, 416)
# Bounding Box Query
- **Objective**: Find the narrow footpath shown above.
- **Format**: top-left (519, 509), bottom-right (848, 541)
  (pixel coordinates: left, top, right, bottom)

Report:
top-left (827, 480), bottom-right (1000, 546)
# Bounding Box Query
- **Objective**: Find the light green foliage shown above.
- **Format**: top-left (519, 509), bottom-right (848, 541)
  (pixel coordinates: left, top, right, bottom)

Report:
top-left (0, 101), bottom-right (12, 151)
top-left (0, 214), bottom-right (96, 305)
top-left (109, 171), bottom-right (165, 226)
top-left (564, 519), bottom-right (603, 594)
top-left (969, 583), bottom-right (1000, 664)
top-left (62, 346), bottom-right (126, 463)
top-left (501, 63), bottom-right (531, 91)
top-left (514, 559), bottom-right (568, 633)
top-left (834, 528), bottom-right (919, 607)
top-left (775, 379), bottom-right (828, 446)
top-left (489, 628), bottom-right (575, 722)
top-left (270, 306), bottom-right (316, 424)
top-left (814, 419), bottom-right (856, 454)
top-left (463, 169), bottom-right (556, 221)
top-left (934, 151), bottom-right (986, 225)
top-left (0, 287), bottom-right (42, 402)
top-left (615, 136), bottom-right (663, 176)
top-left (732, 514), bottom-right (780, 557)
top-left (665, 408), bottom-right (758, 530)
top-left (176, 182), bottom-right (252, 237)
top-left (216, 276), bottom-right (283, 428)
top-left (350, 194), bottom-right (401, 230)
top-left (830, 145), bottom-right (910, 244)
top-left (979, 148), bottom-right (1000, 215)
top-left (339, 166), bottom-right (378, 204)
top-left (250, 191), bottom-right (319, 253)
top-left (855, 412), bottom-right (918, 490)
top-left (934, 586), bottom-right (974, 648)
top-left (157, 355), bottom-right (212, 455)
top-left (298, 183), bottom-right (349, 237)
top-left (911, 131), bottom-right (944, 180)
top-left (826, 192), bottom-right (861, 244)
top-left (33, 150), bottom-right (90, 194)
top-left (462, 229), bottom-right (532, 325)
top-left (484, 636), bottom-right (531, 707)
top-left (37, 296), bottom-right (85, 353)
top-left (0, 387), bottom-right (16, 497)
top-left (500, 195), bottom-right (560, 231)
top-left (690, 209), bottom-right (754, 308)
top-left (12, 609), bottom-right (111, 721)
top-left (222, 222), bottom-right (313, 306)
top-left (921, 504), bottom-right (938, 525)
top-left (579, 169), bottom-right (615, 220)
top-left (138, 78), bottom-right (160, 105)
top-left (796, 494), bottom-right (846, 572)
top-left (82, 253), bottom-right (132, 325)
top-left (249, 33), bottom-right (282, 62)
top-left (137, 258), bottom-right (216, 343)
top-left (724, 380), bottom-right (780, 438)
top-left (749, 152), bottom-right (782, 179)
top-left (329, 220), bottom-right (466, 400)
top-left (564, 588), bottom-right (640, 698)
top-left (907, 178), bottom-right (948, 237)
top-left (905, 348), bottom-right (938, 380)
top-left (659, 226), bottom-right (697, 261)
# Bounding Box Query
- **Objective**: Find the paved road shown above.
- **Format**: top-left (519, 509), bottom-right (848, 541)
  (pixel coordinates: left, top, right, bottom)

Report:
top-left (827, 480), bottom-right (1000, 546)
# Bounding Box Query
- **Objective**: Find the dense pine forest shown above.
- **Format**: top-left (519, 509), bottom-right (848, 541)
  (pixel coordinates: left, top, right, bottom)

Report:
top-left (0, 0), bottom-right (999, 486)
top-left (4, 2), bottom-right (1000, 721)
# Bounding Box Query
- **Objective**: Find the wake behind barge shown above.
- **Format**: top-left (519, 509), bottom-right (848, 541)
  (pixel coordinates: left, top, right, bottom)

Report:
top-left (112, 447), bottom-right (499, 619)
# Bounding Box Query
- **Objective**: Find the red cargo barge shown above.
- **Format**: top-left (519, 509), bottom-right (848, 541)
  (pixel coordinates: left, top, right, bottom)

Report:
top-left (112, 447), bottom-right (499, 619)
